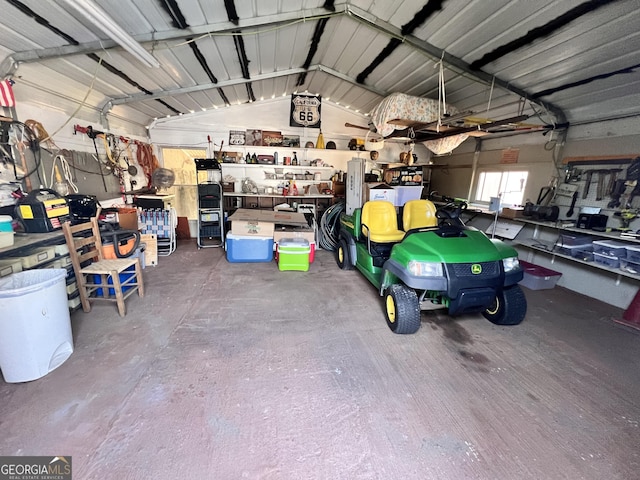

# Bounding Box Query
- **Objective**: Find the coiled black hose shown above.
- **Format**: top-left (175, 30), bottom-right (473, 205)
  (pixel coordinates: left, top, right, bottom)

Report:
top-left (318, 201), bottom-right (344, 251)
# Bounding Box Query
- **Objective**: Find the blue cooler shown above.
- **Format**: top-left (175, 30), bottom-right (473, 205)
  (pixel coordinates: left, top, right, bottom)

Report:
top-left (226, 233), bottom-right (274, 263)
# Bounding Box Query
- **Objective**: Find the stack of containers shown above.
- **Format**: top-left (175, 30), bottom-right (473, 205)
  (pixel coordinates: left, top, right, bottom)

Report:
top-left (556, 234), bottom-right (594, 261)
top-left (621, 244), bottom-right (640, 274)
top-left (592, 240), bottom-right (628, 269)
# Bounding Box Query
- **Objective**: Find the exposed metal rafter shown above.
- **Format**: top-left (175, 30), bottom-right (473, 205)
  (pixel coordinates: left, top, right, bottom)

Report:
top-left (100, 64), bottom-right (387, 121)
top-left (5, 2), bottom-right (566, 124)
top-left (344, 5), bottom-right (567, 123)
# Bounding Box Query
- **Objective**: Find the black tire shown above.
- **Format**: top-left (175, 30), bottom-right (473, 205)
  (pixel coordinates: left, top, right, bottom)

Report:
top-left (384, 284), bottom-right (421, 334)
top-left (483, 284), bottom-right (527, 325)
top-left (336, 238), bottom-right (353, 270)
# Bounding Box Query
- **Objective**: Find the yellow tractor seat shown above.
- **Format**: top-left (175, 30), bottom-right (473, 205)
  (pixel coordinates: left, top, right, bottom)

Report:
top-left (403, 199), bottom-right (438, 230)
top-left (361, 201), bottom-right (405, 243)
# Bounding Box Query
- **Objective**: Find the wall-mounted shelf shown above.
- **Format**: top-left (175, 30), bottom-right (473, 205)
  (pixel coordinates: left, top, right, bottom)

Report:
top-left (513, 237), bottom-right (640, 281)
top-left (463, 211), bottom-right (640, 309)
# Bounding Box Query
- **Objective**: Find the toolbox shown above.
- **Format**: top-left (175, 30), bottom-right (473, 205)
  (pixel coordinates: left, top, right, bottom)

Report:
top-left (277, 238), bottom-right (311, 272)
top-left (15, 188), bottom-right (70, 232)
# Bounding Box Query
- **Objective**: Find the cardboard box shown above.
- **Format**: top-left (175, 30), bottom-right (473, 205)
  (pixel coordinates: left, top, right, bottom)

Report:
top-left (229, 209), bottom-right (307, 238)
top-left (365, 183), bottom-right (396, 205)
top-left (231, 219), bottom-right (274, 237)
top-left (501, 207), bottom-right (524, 219)
top-left (394, 186), bottom-right (423, 206)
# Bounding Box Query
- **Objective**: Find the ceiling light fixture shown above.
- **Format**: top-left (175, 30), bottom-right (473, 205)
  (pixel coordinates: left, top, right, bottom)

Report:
top-left (58, 0), bottom-right (160, 68)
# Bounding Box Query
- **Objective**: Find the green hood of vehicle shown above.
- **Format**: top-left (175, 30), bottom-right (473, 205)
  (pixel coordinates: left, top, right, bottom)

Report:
top-left (392, 227), bottom-right (518, 264)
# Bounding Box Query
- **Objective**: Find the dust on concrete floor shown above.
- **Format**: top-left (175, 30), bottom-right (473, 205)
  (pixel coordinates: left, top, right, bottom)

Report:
top-left (1, 240), bottom-right (639, 479)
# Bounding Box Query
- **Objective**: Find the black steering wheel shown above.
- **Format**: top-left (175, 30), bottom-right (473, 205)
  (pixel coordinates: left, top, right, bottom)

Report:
top-left (436, 201), bottom-right (468, 226)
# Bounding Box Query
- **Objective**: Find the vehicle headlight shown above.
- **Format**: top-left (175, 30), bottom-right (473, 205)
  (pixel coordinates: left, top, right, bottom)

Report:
top-left (408, 261), bottom-right (443, 277)
top-left (502, 257), bottom-right (520, 273)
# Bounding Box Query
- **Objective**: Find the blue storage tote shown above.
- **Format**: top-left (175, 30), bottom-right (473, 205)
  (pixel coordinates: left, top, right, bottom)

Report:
top-left (94, 266), bottom-right (137, 297)
top-left (226, 233), bottom-right (274, 263)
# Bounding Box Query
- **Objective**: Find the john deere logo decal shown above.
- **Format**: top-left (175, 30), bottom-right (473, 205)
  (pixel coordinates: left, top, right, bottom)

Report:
top-left (471, 264), bottom-right (482, 274)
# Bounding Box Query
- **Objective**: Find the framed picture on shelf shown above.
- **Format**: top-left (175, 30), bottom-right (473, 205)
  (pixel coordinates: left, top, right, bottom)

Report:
top-left (229, 130), bottom-right (246, 145)
top-left (262, 131), bottom-right (283, 147)
top-left (282, 135), bottom-right (300, 148)
top-left (246, 129), bottom-right (263, 146)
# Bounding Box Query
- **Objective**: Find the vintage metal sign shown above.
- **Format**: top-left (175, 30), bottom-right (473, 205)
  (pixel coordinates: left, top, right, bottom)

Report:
top-left (290, 94), bottom-right (321, 128)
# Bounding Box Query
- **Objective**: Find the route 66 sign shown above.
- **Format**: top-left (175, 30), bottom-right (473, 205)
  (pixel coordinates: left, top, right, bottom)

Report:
top-left (290, 94), bottom-right (321, 128)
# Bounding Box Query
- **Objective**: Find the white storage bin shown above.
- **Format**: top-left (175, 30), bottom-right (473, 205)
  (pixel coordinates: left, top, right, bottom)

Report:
top-left (0, 269), bottom-right (73, 383)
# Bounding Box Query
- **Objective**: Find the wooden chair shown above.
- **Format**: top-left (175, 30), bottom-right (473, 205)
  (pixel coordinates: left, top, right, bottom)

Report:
top-left (62, 216), bottom-right (144, 317)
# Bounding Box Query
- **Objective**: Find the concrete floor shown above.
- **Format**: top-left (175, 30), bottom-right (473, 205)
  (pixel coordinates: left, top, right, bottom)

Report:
top-left (1, 240), bottom-right (639, 479)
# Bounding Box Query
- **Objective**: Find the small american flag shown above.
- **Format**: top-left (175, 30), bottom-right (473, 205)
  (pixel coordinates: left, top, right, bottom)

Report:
top-left (0, 79), bottom-right (16, 108)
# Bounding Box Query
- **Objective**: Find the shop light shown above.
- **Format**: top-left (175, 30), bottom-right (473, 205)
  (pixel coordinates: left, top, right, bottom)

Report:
top-left (59, 0), bottom-right (160, 68)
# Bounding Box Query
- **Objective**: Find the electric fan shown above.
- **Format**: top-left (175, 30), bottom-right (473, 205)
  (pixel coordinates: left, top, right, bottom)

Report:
top-left (151, 168), bottom-right (176, 193)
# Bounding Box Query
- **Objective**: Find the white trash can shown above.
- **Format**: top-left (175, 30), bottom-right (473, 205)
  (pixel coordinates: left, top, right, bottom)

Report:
top-left (0, 268), bottom-right (74, 383)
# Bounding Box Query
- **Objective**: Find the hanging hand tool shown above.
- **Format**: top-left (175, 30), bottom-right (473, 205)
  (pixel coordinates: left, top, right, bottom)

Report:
top-left (536, 185), bottom-right (555, 206)
top-left (626, 182), bottom-right (640, 209)
top-left (607, 178), bottom-right (627, 208)
top-left (596, 170), bottom-right (606, 201)
top-left (582, 170), bottom-right (594, 199)
top-left (567, 191), bottom-right (578, 217)
top-left (606, 170), bottom-right (619, 196)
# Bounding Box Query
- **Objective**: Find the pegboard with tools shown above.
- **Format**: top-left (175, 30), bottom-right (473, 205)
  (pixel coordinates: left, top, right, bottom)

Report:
top-left (556, 156), bottom-right (640, 231)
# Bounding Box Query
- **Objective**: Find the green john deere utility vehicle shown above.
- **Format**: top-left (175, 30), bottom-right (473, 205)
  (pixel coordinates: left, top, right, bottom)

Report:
top-left (336, 198), bottom-right (527, 334)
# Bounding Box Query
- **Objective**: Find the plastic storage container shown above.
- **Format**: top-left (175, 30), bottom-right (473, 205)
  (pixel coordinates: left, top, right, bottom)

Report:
top-left (572, 245), bottom-right (594, 262)
top-left (559, 233), bottom-right (593, 246)
top-left (0, 215), bottom-right (14, 248)
top-left (620, 258), bottom-right (640, 275)
top-left (278, 238), bottom-right (311, 272)
top-left (226, 233), bottom-right (274, 263)
top-left (94, 266), bottom-right (137, 296)
top-left (556, 243), bottom-right (593, 256)
top-left (0, 215), bottom-right (12, 232)
top-left (592, 240), bottom-right (628, 258)
top-left (518, 260), bottom-right (562, 290)
top-left (594, 252), bottom-right (620, 268)
top-left (0, 269), bottom-right (73, 383)
top-left (626, 245), bottom-right (640, 263)
top-left (0, 258), bottom-right (22, 278)
top-left (10, 246), bottom-right (56, 268)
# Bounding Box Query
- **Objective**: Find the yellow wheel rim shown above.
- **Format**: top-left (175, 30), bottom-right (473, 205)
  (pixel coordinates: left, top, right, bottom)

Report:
top-left (486, 296), bottom-right (500, 315)
top-left (338, 247), bottom-right (344, 264)
top-left (386, 295), bottom-right (396, 323)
